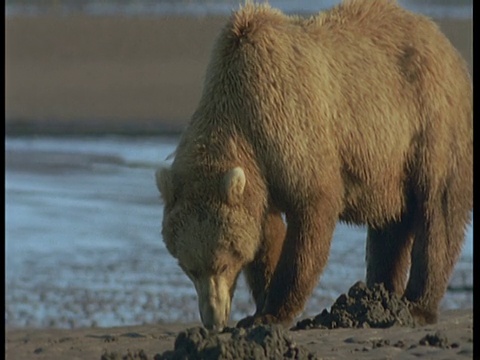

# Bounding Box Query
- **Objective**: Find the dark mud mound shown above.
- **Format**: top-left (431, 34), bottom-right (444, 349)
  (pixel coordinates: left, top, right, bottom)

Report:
top-left (101, 349), bottom-right (148, 360)
top-left (295, 281), bottom-right (415, 330)
top-left (155, 325), bottom-right (318, 360)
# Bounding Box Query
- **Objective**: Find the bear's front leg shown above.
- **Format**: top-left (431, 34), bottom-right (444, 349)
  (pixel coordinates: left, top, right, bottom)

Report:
top-left (239, 203), bottom-right (339, 327)
top-left (243, 208), bottom-right (286, 315)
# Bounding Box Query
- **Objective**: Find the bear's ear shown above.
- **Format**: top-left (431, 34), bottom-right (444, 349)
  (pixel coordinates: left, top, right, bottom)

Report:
top-left (223, 167), bottom-right (246, 205)
top-left (155, 166), bottom-right (174, 205)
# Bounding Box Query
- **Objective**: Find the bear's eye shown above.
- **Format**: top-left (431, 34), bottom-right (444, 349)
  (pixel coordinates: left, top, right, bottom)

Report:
top-left (218, 264), bottom-right (228, 275)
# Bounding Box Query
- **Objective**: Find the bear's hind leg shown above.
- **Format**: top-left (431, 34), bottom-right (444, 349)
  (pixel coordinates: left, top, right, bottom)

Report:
top-left (366, 214), bottom-right (414, 295)
top-left (405, 183), bottom-right (470, 325)
top-left (243, 208), bottom-right (286, 315)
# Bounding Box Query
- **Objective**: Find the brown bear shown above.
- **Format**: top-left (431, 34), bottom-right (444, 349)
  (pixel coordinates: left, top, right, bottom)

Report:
top-left (156, 0), bottom-right (472, 330)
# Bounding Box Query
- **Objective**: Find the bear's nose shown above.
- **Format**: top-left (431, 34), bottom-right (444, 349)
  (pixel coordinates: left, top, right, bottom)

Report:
top-left (200, 301), bottom-right (228, 331)
top-left (197, 276), bottom-right (231, 331)
top-left (205, 321), bottom-right (225, 332)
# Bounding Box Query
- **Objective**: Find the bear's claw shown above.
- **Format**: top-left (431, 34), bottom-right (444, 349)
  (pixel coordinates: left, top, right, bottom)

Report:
top-left (236, 314), bottom-right (286, 328)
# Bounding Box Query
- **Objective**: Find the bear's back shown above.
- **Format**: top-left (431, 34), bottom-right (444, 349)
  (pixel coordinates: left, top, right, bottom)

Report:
top-left (185, 0), bottom-right (471, 226)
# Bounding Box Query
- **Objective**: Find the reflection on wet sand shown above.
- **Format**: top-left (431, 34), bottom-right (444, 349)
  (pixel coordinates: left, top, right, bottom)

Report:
top-left (5, 137), bottom-right (472, 329)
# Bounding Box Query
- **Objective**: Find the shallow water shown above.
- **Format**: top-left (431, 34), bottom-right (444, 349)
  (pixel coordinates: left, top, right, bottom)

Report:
top-left (5, 136), bottom-right (473, 329)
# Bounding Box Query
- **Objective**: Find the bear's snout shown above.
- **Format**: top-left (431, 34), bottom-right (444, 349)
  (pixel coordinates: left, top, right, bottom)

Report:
top-left (196, 276), bottom-right (232, 331)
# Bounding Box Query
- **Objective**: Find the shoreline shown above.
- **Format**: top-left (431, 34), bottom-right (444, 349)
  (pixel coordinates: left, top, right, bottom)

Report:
top-left (5, 14), bottom-right (472, 136)
top-left (5, 118), bottom-right (186, 137)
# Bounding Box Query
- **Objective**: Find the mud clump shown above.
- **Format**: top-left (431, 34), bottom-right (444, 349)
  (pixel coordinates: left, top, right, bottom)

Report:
top-left (295, 281), bottom-right (415, 330)
top-left (155, 325), bottom-right (318, 360)
top-left (419, 331), bottom-right (458, 349)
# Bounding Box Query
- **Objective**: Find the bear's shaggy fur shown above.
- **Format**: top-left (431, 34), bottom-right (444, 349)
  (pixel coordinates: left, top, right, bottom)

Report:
top-left (156, 0), bottom-right (472, 329)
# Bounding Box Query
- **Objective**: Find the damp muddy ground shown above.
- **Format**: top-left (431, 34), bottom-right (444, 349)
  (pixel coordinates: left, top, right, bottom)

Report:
top-left (93, 282), bottom-right (469, 360)
top-left (7, 309), bottom-right (472, 360)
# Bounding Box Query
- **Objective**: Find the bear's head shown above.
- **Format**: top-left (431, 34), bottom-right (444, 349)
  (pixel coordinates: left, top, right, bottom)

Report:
top-left (156, 166), bottom-right (262, 330)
